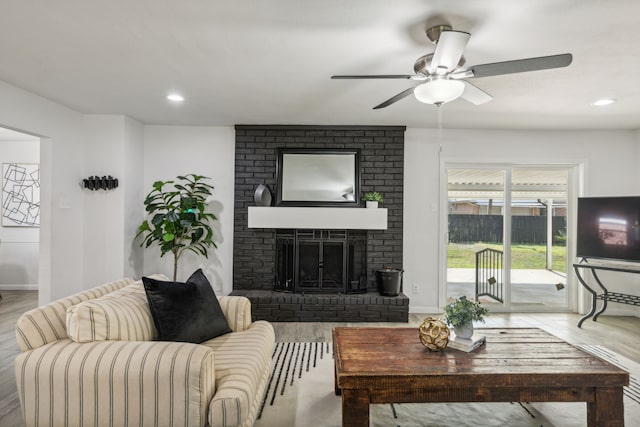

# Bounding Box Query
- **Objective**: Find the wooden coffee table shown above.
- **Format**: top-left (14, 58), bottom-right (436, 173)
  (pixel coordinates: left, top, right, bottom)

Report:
top-left (333, 327), bottom-right (629, 427)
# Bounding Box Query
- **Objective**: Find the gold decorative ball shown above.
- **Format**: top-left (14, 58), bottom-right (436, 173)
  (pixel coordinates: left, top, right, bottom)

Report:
top-left (419, 317), bottom-right (450, 351)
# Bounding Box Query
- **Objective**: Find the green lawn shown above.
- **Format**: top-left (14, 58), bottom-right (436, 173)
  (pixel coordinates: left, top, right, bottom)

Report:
top-left (448, 242), bottom-right (566, 271)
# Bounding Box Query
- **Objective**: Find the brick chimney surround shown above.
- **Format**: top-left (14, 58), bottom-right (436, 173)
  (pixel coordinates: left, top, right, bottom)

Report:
top-left (231, 125), bottom-right (409, 322)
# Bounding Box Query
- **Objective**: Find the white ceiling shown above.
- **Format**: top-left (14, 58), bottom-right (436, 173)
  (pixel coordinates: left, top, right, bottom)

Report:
top-left (1, 0), bottom-right (639, 130)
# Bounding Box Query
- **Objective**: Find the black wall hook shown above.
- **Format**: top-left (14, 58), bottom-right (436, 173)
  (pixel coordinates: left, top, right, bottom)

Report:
top-left (83, 175), bottom-right (118, 190)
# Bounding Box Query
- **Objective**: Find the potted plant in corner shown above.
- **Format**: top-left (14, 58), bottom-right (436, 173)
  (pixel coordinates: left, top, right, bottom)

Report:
top-left (444, 296), bottom-right (489, 339)
top-left (136, 174), bottom-right (217, 281)
top-left (362, 191), bottom-right (383, 208)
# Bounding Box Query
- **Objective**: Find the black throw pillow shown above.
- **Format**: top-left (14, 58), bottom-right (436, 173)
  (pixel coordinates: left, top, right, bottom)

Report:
top-left (142, 269), bottom-right (232, 343)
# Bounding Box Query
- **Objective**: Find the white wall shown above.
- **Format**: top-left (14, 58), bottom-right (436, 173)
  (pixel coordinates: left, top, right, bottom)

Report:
top-left (82, 115), bottom-right (126, 285)
top-left (81, 115), bottom-right (145, 286)
top-left (403, 130), bottom-right (441, 313)
top-left (0, 80), bottom-right (147, 304)
top-left (0, 78), bottom-right (234, 303)
top-left (404, 127), bottom-right (640, 316)
top-left (0, 80), bottom-right (87, 304)
top-left (0, 137), bottom-right (40, 288)
top-left (124, 117), bottom-right (145, 278)
top-left (142, 126), bottom-right (235, 294)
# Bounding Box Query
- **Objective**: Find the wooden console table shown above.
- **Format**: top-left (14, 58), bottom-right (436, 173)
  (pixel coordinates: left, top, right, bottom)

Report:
top-left (333, 327), bottom-right (628, 427)
top-left (574, 257), bottom-right (640, 327)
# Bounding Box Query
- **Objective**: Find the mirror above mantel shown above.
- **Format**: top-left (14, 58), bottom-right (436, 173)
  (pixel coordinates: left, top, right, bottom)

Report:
top-left (276, 148), bottom-right (360, 207)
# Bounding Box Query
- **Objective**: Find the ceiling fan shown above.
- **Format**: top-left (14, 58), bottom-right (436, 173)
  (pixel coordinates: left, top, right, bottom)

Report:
top-left (331, 24), bottom-right (573, 108)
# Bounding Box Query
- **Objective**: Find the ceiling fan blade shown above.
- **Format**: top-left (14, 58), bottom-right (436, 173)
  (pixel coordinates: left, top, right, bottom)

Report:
top-left (460, 81), bottom-right (493, 105)
top-left (468, 53), bottom-right (573, 78)
top-left (373, 87), bottom-right (415, 109)
top-left (331, 75), bottom-right (415, 79)
top-left (431, 30), bottom-right (470, 72)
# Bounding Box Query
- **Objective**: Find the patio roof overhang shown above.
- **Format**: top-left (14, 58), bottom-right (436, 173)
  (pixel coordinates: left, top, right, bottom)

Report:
top-left (448, 169), bottom-right (568, 200)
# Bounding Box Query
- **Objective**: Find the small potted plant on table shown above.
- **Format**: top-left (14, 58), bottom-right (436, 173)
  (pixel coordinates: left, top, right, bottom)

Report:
top-left (362, 191), bottom-right (383, 208)
top-left (444, 296), bottom-right (488, 339)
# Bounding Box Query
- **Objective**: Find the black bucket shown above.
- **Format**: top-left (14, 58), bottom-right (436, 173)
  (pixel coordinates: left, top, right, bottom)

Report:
top-left (376, 269), bottom-right (404, 296)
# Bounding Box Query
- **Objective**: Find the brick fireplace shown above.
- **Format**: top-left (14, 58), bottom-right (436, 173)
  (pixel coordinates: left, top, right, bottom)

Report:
top-left (231, 125), bottom-right (408, 322)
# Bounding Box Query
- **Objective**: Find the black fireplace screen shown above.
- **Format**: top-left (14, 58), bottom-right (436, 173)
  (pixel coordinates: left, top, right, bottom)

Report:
top-left (274, 229), bottom-right (367, 293)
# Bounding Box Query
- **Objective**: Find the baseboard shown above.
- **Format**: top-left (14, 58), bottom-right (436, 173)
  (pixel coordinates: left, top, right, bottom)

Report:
top-left (600, 306), bottom-right (640, 317)
top-left (0, 284), bottom-right (39, 291)
top-left (409, 305), bottom-right (441, 314)
top-left (412, 305), bottom-right (640, 317)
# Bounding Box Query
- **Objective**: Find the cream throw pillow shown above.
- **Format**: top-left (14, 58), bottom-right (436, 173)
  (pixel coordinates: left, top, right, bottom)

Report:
top-left (66, 274), bottom-right (168, 342)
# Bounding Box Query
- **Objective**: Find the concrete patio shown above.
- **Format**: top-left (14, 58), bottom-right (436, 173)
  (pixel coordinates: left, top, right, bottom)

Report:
top-left (447, 268), bottom-right (568, 308)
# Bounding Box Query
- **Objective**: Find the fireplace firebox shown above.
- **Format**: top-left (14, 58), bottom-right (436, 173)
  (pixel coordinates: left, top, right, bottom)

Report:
top-left (275, 229), bottom-right (367, 293)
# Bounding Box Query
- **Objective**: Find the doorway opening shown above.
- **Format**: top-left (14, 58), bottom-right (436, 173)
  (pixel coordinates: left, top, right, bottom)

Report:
top-left (0, 127), bottom-right (40, 299)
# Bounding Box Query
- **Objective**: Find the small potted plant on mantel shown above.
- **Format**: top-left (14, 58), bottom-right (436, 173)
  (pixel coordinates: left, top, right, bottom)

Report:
top-left (444, 296), bottom-right (489, 339)
top-left (362, 191), bottom-right (383, 208)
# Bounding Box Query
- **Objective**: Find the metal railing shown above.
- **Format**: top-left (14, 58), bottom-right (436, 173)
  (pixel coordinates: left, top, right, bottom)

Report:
top-left (475, 247), bottom-right (504, 303)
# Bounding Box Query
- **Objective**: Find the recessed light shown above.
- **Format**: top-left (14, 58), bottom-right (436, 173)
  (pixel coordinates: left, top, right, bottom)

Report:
top-left (592, 98), bottom-right (615, 106)
top-left (167, 94), bottom-right (184, 102)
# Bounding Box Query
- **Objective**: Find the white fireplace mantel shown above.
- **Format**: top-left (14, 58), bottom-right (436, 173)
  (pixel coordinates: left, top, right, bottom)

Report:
top-left (247, 206), bottom-right (387, 230)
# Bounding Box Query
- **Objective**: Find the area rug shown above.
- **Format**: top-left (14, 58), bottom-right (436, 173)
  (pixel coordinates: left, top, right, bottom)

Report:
top-left (254, 342), bottom-right (640, 427)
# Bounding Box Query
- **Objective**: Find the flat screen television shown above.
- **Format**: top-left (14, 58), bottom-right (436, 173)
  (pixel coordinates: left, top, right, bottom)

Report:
top-left (577, 196), bottom-right (640, 262)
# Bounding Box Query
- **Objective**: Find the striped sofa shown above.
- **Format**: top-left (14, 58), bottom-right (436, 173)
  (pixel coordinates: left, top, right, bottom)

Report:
top-left (15, 276), bottom-right (275, 427)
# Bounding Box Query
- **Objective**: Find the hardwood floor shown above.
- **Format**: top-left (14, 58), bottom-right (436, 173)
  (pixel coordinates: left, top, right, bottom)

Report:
top-left (1, 290), bottom-right (640, 426)
top-left (0, 291), bottom-right (38, 427)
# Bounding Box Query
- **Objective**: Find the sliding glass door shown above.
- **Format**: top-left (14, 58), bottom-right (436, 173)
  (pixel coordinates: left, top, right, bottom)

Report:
top-left (510, 169), bottom-right (568, 308)
top-left (446, 165), bottom-right (573, 311)
top-left (447, 168), bottom-right (506, 310)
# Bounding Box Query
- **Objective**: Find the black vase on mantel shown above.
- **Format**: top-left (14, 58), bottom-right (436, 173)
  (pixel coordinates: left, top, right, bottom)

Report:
top-left (376, 268), bottom-right (404, 296)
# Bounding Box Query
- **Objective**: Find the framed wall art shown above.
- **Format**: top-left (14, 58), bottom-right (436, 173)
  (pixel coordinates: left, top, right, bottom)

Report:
top-left (2, 163), bottom-right (40, 227)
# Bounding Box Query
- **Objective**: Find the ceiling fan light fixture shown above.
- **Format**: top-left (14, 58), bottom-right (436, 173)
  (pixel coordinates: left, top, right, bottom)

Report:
top-left (414, 79), bottom-right (465, 106)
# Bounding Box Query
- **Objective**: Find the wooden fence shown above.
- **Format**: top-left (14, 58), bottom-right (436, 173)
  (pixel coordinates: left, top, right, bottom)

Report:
top-left (449, 214), bottom-right (566, 244)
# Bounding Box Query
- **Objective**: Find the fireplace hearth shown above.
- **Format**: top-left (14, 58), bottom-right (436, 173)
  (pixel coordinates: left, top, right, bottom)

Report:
top-left (275, 229), bottom-right (367, 294)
